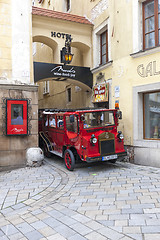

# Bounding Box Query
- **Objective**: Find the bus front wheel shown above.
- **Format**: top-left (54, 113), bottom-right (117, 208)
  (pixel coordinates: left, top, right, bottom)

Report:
top-left (64, 149), bottom-right (75, 171)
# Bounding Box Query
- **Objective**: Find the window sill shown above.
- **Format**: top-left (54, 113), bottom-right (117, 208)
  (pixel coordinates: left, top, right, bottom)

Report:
top-left (43, 92), bottom-right (49, 96)
top-left (134, 139), bottom-right (160, 148)
top-left (66, 101), bottom-right (72, 105)
top-left (130, 46), bottom-right (160, 58)
top-left (138, 0), bottom-right (147, 2)
top-left (91, 61), bottom-right (113, 74)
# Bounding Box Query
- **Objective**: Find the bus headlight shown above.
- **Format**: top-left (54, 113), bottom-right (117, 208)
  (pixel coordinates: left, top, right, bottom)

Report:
top-left (117, 131), bottom-right (124, 141)
top-left (90, 134), bottom-right (97, 145)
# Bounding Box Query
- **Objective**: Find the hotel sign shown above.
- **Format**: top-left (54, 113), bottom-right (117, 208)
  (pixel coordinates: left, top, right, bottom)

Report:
top-left (51, 31), bottom-right (72, 40)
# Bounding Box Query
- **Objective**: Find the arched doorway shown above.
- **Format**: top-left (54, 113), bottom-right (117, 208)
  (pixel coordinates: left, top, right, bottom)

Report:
top-left (32, 38), bottom-right (93, 110)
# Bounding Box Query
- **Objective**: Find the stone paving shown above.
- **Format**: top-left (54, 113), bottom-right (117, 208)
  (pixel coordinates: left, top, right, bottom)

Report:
top-left (0, 166), bottom-right (54, 209)
top-left (0, 157), bottom-right (160, 240)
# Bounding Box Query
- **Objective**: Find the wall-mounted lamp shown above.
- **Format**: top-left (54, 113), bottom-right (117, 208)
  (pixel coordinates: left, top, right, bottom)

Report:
top-left (60, 35), bottom-right (73, 65)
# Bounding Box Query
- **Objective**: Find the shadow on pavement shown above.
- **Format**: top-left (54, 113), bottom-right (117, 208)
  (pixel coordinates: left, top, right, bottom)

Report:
top-left (46, 153), bottom-right (121, 173)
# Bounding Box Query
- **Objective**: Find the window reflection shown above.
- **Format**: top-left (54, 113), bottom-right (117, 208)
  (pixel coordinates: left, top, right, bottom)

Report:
top-left (66, 115), bottom-right (77, 132)
top-left (83, 111), bottom-right (115, 129)
top-left (144, 92), bottom-right (160, 139)
top-left (145, 1), bottom-right (154, 18)
top-left (11, 104), bottom-right (23, 125)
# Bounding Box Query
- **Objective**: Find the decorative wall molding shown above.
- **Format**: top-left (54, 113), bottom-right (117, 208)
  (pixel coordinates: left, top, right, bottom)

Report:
top-left (91, 0), bottom-right (108, 21)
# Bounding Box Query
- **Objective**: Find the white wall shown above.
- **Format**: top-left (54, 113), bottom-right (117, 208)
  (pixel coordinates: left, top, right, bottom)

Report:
top-left (12, 0), bottom-right (31, 84)
top-left (132, 0), bottom-right (143, 53)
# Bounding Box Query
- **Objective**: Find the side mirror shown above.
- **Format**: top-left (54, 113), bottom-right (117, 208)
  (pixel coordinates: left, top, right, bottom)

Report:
top-left (81, 115), bottom-right (85, 121)
top-left (117, 111), bottom-right (122, 120)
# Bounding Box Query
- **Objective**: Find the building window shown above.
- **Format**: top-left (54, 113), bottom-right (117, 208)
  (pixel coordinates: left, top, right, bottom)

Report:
top-left (92, 20), bottom-right (109, 68)
top-left (100, 30), bottom-right (108, 65)
top-left (43, 81), bottom-right (49, 94)
top-left (32, 0), bottom-right (35, 6)
top-left (67, 88), bottom-right (71, 102)
top-left (143, 0), bottom-right (160, 49)
top-left (143, 91), bottom-right (160, 139)
top-left (66, 0), bottom-right (70, 12)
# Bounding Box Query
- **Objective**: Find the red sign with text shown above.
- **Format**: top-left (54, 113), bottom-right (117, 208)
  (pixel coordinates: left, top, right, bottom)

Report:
top-left (93, 83), bottom-right (109, 102)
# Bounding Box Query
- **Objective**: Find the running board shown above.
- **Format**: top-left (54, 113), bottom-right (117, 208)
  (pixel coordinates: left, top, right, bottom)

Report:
top-left (50, 150), bottom-right (63, 158)
top-left (39, 131), bottom-right (53, 152)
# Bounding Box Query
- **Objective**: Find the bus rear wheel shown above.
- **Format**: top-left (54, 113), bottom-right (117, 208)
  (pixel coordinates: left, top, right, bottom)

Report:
top-left (64, 149), bottom-right (75, 171)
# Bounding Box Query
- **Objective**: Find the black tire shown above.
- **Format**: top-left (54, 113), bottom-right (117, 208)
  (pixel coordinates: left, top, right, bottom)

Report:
top-left (64, 149), bottom-right (75, 171)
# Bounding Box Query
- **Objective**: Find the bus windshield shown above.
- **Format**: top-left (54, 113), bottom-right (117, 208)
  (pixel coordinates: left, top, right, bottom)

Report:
top-left (82, 111), bottom-right (115, 129)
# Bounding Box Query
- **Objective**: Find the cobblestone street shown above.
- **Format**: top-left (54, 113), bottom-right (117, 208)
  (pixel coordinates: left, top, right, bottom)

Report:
top-left (0, 157), bottom-right (160, 240)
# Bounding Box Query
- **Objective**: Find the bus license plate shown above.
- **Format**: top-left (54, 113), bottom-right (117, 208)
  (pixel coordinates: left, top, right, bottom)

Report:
top-left (102, 154), bottom-right (117, 161)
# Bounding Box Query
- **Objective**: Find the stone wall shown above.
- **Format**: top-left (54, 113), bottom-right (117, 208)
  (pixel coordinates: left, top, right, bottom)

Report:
top-left (0, 84), bottom-right (38, 169)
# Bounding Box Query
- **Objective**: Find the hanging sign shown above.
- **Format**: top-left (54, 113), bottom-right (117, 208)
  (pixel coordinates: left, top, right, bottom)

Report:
top-left (34, 62), bottom-right (93, 89)
top-left (92, 83), bottom-right (109, 102)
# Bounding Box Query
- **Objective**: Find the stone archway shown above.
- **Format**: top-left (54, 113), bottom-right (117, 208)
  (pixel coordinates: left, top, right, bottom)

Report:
top-left (70, 41), bottom-right (91, 67)
top-left (32, 36), bottom-right (93, 90)
top-left (33, 36), bottom-right (59, 64)
top-left (33, 35), bottom-right (58, 50)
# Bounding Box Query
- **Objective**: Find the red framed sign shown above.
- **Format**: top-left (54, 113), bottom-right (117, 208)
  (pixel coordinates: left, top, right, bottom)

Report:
top-left (6, 99), bottom-right (28, 136)
top-left (92, 83), bottom-right (109, 103)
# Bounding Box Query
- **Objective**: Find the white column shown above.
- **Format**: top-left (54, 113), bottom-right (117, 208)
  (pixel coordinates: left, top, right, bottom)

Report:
top-left (12, 0), bottom-right (31, 83)
top-left (132, 0), bottom-right (142, 53)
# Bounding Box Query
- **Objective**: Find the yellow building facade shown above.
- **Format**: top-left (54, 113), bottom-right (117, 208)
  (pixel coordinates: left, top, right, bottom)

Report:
top-left (89, 0), bottom-right (160, 167)
top-left (0, 0), bottom-right (38, 169)
top-left (1, 0), bottom-right (160, 168)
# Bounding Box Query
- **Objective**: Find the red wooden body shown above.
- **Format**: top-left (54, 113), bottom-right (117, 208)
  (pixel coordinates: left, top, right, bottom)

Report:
top-left (39, 108), bottom-right (126, 167)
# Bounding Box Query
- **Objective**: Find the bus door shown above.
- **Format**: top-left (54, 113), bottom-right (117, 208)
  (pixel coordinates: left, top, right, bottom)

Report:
top-left (55, 115), bottom-right (64, 152)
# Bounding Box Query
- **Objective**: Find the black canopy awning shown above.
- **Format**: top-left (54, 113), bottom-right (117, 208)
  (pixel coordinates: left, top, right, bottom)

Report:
top-left (34, 62), bottom-right (93, 89)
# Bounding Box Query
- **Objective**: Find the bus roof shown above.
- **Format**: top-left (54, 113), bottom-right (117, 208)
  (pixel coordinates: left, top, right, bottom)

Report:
top-left (42, 108), bottom-right (118, 115)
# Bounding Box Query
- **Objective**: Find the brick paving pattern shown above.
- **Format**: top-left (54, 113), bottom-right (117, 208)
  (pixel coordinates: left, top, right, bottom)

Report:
top-left (0, 158), bottom-right (160, 239)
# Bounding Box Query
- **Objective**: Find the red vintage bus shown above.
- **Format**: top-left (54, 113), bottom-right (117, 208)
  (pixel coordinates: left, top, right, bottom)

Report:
top-left (39, 108), bottom-right (126, 171)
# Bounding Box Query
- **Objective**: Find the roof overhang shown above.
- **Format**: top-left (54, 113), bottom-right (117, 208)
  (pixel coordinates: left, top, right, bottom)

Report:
top-left (32, 6), bottom-right (93, 25)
